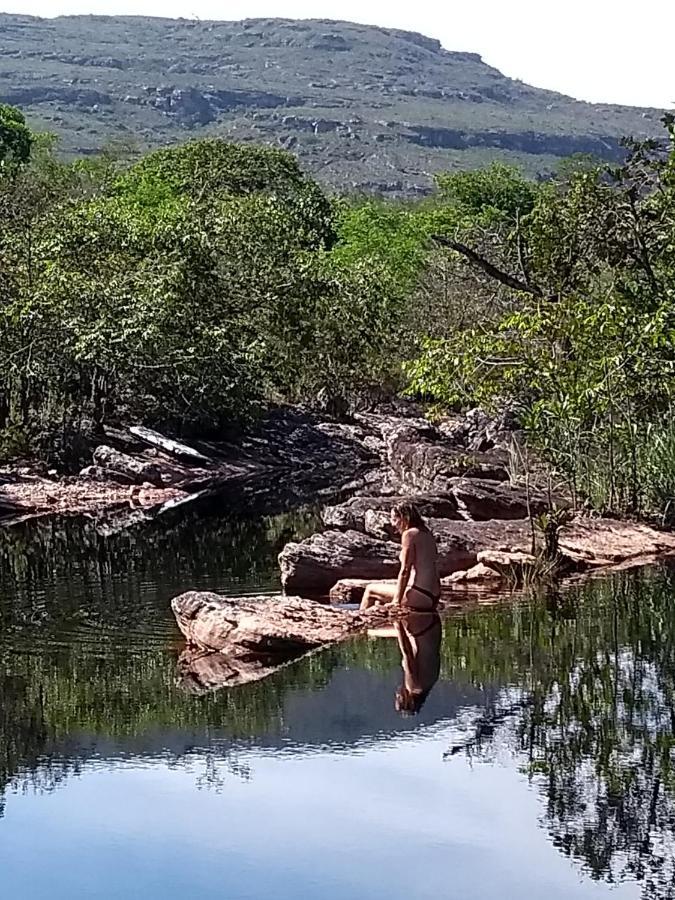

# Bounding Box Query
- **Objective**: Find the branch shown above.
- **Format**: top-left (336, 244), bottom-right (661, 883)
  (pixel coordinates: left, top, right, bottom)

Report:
top-left (432, 234), bottom-right (553, 300)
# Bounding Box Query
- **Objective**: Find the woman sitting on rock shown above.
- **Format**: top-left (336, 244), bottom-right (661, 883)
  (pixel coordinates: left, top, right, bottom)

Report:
top-left (360, 502), bottom-right (441, 612)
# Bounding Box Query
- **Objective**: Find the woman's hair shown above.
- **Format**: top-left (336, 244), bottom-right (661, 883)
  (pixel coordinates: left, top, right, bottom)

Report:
top-left (392, 501), bottom-right (428, 530)
top-left (395, 685), bottom-right (431, 716)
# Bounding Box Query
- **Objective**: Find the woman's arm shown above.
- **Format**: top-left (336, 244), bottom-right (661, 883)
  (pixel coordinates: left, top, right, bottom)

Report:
top-left (393, 530), bottom-right (414, 606)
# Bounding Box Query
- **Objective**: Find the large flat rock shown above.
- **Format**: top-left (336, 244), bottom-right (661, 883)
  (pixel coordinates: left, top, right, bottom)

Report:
top-left (171, 590), bottom-right (383, 656)
top-left (280, 517), bottom-right (675, 594)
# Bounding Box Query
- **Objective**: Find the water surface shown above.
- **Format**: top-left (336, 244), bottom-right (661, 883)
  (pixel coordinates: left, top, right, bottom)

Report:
top-left (1, 504), bottom-right (674, 899)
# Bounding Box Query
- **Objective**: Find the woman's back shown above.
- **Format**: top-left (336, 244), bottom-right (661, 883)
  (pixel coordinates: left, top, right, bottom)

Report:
top-left (408, 526), bottom-right (440, 594)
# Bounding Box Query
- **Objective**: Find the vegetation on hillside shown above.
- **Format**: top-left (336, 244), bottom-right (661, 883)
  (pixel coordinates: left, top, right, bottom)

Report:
top-left (0, 14), bottom-right (663, 195)
top-left (1, 102), bottom-right (674, 521)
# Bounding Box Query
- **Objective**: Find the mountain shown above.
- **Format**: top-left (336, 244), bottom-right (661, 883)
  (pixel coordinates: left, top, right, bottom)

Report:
top-left (0, 14), bottom-right (664, 195)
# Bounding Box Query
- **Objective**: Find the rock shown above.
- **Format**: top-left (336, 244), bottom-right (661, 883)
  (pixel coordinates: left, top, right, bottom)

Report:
top-left (322, 493), bottom-right (460, 532)
top-left (451, 478), bottom-right (560, 520)
top-left (364, 509), bottom-right (398, 540)
top-left (280, 519), bottom-right (535, 593)
top-left (79, 464), bottom-right (136, 485)
top-left (476, 550), bottom-right (537, 581)
top-left (354, 411), bottom-right (438, 447)
top-left (559, 517), bottom-right (675, 565)
top-left (92, 445), bottom-right (164, 487)
top-left (288, 517), bottom-right (675, 596)
top-left (443, 562), bottom-right (503, 583)
top-left (323, 480), bottom-right (563, 534)
top-left (171, 591), bottom-right (384, 656)
top-left (388, 439), bottom-right (510, 491)
top-left (279, 529), bottom-right (400, 594)
top-left (328, 577), bottom-right (381, 605)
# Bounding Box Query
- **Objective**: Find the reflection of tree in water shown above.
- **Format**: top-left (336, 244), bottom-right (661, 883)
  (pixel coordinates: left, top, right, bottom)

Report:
top-left (0, 640), bottom-right (347, 816)
top-left (446, 568), bottom-right (675, 900)
top-left (0, 501), bottom-right (319, 633)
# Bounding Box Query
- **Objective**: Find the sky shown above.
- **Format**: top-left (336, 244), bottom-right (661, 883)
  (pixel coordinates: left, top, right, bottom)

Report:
top-left (1, 0), bottom-right (673, 109)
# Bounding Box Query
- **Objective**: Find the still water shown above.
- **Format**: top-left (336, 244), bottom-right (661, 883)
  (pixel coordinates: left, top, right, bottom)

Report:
top-left (0, 497), bottom-right (674, 899)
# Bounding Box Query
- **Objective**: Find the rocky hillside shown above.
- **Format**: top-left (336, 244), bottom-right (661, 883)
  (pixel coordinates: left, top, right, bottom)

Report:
top-left (0, 14), bottom-right (664, 195)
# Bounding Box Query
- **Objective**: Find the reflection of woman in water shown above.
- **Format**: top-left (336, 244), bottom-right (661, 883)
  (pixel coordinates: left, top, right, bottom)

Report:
top-left (360, 502), bottom-right (441, 612)
top-left (395, 610), bottom-right (442, 715)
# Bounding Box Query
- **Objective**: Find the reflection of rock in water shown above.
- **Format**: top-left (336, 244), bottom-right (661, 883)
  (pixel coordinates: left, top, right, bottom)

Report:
top-left (177, 646), bottom-right (309, 693)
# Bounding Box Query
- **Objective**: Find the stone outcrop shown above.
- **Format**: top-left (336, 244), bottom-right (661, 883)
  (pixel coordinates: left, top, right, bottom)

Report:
top-left (388, 440), bottom-right (510, 490)
top-left (322, 493), bottom-right (461, 531)
top-left (172, 590), bottom-right (383, 656)
top-left (322, 478), bottom-right (558, 533)
top-left (279, 530), bottom-right (401, 594)
top-left (280, 516), bottom-right (675, 595)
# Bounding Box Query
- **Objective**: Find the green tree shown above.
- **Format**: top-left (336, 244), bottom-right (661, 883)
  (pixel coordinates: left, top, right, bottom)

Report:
top-left (0, 103), bottom-right (33, 169)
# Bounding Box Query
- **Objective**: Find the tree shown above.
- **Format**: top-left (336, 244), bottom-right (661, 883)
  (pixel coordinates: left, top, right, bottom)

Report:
top-left (407, 120), bottom-right (675, 518)
top-left (0, 104), bottom-right (34, 169)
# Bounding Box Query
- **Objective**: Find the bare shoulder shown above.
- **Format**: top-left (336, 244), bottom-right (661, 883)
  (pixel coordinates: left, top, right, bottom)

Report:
top-left (402, 527), bottom-right (421, 544)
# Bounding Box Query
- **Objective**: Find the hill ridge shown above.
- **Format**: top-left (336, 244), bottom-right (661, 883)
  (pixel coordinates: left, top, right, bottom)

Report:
top-left (0, 13), bottom-right (663, 195)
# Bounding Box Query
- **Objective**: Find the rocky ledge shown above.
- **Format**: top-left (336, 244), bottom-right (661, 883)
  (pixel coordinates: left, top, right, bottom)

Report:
top-left (0, 407), bottom-right (381, 526)
top-left (170, 405), bottom-right (675, 691)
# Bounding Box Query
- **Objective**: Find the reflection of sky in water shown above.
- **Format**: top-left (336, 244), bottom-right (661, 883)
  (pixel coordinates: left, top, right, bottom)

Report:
top-left (1, 512), bottom-right (671, 900)
top-left (2, 735), bottom-right (638, 900)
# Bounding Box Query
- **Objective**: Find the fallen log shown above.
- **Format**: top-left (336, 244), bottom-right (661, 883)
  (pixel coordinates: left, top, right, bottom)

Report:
top-left (92, 445), bottom-right (165, 487)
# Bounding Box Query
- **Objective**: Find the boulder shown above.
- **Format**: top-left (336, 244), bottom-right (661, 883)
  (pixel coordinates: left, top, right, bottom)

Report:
top-left (322, 493), bottom-right (460, 532)
top-left (328, 577), bottom-right (379, 605)
top-left (171, 590), bottom-right (384, 656)
top-left (443, 561), bottom-right (503, 583)
top-left (279, 529), bottom-right (401, 594)
top-left (92, 445), bottom-right (165, 487)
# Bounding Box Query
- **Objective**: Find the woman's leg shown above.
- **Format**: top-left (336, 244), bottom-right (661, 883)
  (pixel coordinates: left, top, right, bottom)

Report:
top-left (360, 581), bottom-right (397, 611)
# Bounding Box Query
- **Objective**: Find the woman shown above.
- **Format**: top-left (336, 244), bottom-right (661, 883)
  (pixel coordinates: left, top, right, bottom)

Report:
top-left (359, 502), bottom-right (441, 612)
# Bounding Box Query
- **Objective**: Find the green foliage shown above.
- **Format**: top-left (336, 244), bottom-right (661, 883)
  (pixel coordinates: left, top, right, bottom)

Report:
top-left (435, 162), bottom-right (538, 224)
top-left (407, 120), bottom-right (675, 520)
top-left (0, 123), bottom-right (403, 458)
top-left (0, 103), bottom-right (34, 169)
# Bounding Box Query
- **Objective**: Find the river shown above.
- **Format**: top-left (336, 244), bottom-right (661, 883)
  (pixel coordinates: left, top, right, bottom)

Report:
top-left (0, 500), bottom-right (673, 899)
